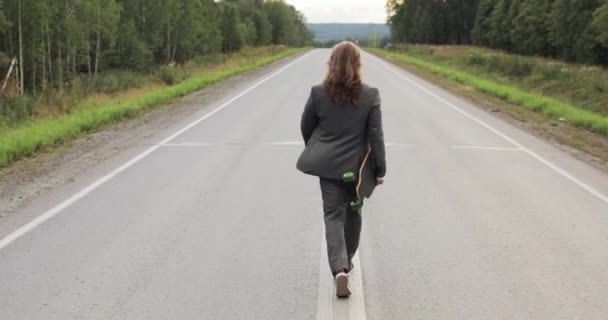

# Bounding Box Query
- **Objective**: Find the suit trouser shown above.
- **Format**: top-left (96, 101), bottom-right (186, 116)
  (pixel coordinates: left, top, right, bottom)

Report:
top-left (319, 178), bottom-right (362, 275)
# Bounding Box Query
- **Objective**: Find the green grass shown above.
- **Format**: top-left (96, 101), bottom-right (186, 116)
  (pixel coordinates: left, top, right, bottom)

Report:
top-left (377, 45), bottom-right (608, 117)
top-left (0, 47), bottom-right (306, 167)
top-left (369, 48), bottom-right (608, 136)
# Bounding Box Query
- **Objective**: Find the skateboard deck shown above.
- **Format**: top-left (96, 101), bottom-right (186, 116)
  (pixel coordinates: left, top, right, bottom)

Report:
top-left (356, 148), bottom-right (377, 199)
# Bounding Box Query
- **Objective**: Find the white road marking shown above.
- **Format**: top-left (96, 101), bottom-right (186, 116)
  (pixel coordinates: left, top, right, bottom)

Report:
top-left (162, 142), bottom-right (226, 147)
top-left (317, 228), bottom-right (334, 320)
top-left (262, 141), bottom-right (304, 146)
top-left (160, 141), bottom-right (305, 147)
top-left (162, 142), bottom-right (524, 153)
top-left (384, 143), bottom-right (415, 147)
top-left (450, 145), bottom-right (523, 151)
top-left (348, 254), bottom-right (367, 320)
top-left (317, 218), bottom-right (367, 320)
top-left (0, 51), bottom-right (314, 251)
top-left (369, 53), bottom-right (608, 206)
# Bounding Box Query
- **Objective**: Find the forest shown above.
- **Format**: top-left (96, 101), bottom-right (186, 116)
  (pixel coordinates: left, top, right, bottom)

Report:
top-left (0, 0), bottom-right (313, 96)
top-left (387, 0), bottom-right (608, 65)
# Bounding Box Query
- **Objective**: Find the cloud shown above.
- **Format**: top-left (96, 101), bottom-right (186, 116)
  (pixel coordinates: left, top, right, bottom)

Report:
top-left (287, 1), bottom-right (387, 23)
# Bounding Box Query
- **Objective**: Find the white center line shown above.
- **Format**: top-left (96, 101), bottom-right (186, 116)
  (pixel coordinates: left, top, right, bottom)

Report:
top-left (317, 217), bottom-right (367, 320)
top-left (348, 254), bottom-right (367, 320)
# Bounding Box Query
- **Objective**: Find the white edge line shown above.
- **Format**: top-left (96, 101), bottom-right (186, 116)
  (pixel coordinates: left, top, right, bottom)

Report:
top-left (368, 52), bottom-right (608, 205)
top-left (0, 50), bottom-right (314, 251)
top-left (316, 215), bottom-right (367, 320)
top-left (0, 147), bottom-right (158, 249)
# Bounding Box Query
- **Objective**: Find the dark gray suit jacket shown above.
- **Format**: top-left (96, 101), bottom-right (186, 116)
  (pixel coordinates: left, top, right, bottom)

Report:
top-left (296, 84), bottom-right (386, 180)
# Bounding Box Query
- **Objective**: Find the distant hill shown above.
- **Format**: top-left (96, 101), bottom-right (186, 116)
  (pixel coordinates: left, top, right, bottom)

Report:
top-left (307, 23), bottom-right (390, 42)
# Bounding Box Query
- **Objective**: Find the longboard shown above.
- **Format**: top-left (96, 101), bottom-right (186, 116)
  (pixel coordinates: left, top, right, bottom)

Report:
top-left (356, 148), bottom-right (377, 199)
top-left (343, 148), bottom-right (377, 210)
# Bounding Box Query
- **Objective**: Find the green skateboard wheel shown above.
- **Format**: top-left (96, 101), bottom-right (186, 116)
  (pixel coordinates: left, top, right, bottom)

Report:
top-left (343, 172), bottom-right (356, 183)
top-left (350, 200), bottom-right (363, 211)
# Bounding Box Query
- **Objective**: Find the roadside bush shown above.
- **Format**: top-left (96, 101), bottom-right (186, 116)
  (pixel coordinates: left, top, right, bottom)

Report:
top-left (86, 71), bottom-right (144, 94)
top-left (465, 51), bottom-right (487, 66)
top-left (0, 95), bottom-right (38, 126)
top-left (193, 54), bottom-right (224, 68)
top-left (392, 44), bottom-right (435, 56)
top-left (503, 57), bottom-right (534, 77)
top-left (533, 63), bottom-right (564, 81)
top-left (158, 65), bottom-right (191, 85)
top-left (69, 77), bottom-right (86, 102)
top-left (480, 54), bottom-right (501, 73)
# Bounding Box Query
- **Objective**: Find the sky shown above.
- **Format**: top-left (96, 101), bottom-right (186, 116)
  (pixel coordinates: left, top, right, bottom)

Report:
top-left (286, 0), bottom-right (387, 24)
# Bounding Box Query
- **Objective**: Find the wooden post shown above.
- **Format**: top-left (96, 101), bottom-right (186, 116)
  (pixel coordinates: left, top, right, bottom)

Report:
top-left (0, 58), bottom-right (18, 94)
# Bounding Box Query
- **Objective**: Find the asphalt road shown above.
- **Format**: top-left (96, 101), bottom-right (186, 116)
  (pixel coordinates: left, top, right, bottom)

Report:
top-left (1, 49), bottom-right (608, 319)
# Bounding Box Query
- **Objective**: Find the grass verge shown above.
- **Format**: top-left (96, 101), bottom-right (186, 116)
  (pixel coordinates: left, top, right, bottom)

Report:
top-left (368, 48), bottom-right (608, 136)
top-left (0, 47), bottom-right (306, 167)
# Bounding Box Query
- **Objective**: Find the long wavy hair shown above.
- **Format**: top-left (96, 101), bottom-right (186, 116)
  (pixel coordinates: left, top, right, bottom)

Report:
top-left (323, 41), bottom-right (362, 105)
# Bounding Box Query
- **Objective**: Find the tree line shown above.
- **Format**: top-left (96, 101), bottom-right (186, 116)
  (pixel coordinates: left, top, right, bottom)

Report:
top-left (388, 0), bottom-right (608, 65)
top-left (0, 0), bottom-right (313, 95)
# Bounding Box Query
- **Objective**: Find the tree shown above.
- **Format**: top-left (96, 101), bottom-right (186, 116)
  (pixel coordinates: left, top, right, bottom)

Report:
top-left (294, 10), bottom-right (313, 46)
top-left (265, 1), bottom-right (292, 45)
top-left (239, 17), bottom-right (258, 47)
top-left (18, 0), bottom-right (23, 94)
top-left (593, 1), bottom-right (608, 49)
top-left (0, 0), bottom-right (11, 68)
top-left (221, 5), bottom-right (242, 52)
top-left (388, 1), bottom-right (406, 43)
top-left (486, 0), bottom-right (512, 49)
top-left (90, 0), bottom-right (121, 76)
top-left (507, 0), bottom-right (522, 48)
top-left (388, 0), bottom-right (479, 45)
top-left (414, 3), bottom-right (434, 44)
top-left (472, 0), bottom-right (497, 45)
top-left (0, 0), bottom-right (7, 32)
top-left (511, 0), bottom-right (551, 55)
top-left (117, 0), bottom-right (164, 63)
top-left (172, 0), bottom-right (203, 62)
top-left (0, 0), bottom-right (312, 95)
top-left (550, 0), bottom-right (603, 63)
top-left (446, 0), bottom-right (479, 44)
top-left (263, 1), bottom-right (314, 46)
top-left (198, 0), bottom-right (222, 54)
top-left (112, 19), bottom-right (151, 71)
top-left (251, 11), bottom-right (272, 46)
